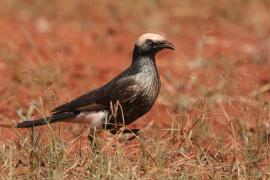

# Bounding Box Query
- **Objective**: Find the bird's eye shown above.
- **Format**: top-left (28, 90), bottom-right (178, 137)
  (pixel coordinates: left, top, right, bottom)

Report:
top-left (146, 39), bottom-right (153, 46)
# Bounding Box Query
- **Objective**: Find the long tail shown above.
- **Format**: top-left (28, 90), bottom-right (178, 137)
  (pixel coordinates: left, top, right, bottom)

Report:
top-left (16, 112), bottom-right (77, 128)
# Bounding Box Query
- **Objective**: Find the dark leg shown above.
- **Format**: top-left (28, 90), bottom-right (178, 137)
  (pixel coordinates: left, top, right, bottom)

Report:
top-left (126, 129), bottom-right (145, 141)
top-left (88, 134), bottom-right (94, 143)
top-left (110, 128), bottom-right (145, 141)
top-left (88, 128), bottom-right (99, 148)
top-left (110, 128), bottom-right (140, 135)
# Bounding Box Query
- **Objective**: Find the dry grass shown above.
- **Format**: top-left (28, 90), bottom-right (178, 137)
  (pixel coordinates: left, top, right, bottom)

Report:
top-left (1, 104), bottom-right (270, 179)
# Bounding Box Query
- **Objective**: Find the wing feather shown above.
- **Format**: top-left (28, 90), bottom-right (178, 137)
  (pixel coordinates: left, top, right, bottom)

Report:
top-left (52, 76), bottom-right (142, 114)
top-left (52, 88), bottom-right (107, 114)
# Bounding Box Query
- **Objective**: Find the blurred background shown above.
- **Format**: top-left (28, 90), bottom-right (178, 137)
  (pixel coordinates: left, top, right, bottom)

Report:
top-left (0, 0), bottom-right (270, 149)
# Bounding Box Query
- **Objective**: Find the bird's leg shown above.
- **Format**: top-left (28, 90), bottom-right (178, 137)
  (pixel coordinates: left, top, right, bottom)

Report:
top-left (88, 128), bottom-right (99, 149)
top-left (126, 129), bottom-right (145, 141)
top-left (110, 128), bottom-right (145, 141)
top-left (110, 128), bottom-right (140, 134)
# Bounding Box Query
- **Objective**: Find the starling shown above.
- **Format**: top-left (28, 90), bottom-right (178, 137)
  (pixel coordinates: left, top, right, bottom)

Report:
top-left (17, 33), bottom-right (174, 136)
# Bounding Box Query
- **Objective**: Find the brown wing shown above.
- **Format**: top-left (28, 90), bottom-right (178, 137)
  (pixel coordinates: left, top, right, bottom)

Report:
top-left (52, 88), bottom-right (108, 114)
top-left (52, 76), bottom-right (141, 114)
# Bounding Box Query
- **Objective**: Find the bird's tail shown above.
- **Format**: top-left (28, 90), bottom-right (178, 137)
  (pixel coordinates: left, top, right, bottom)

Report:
top-left (16, 112), bottom-right (77, 128)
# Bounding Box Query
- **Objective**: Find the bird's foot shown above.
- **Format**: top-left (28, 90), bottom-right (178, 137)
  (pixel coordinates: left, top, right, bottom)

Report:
top-left (126, 129), bottom-right (145, 141)
top-left (110, 128), bottom-right (145, 142)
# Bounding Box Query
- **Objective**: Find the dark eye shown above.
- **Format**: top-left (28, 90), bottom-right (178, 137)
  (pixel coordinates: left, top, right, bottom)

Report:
top-left (146, 39), bottom-right (153, 46)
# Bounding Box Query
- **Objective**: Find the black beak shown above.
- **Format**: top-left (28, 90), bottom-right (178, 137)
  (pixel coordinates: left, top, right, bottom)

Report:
top-left (155, 41), bottom-right (175, 50)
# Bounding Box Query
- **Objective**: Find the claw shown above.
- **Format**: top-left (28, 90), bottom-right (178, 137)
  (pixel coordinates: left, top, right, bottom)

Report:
top-left (110, 128), bottom-right (145, 141)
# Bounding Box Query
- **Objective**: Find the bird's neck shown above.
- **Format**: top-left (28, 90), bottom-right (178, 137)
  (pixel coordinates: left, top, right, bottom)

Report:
top-left (131, 55), bottom-right (160, 86)
top-left (131, 50), bottom-right (161, 103)
top-left (131, 45), bottom-right (159, 82)
top-left (132, 55), bottom-right (155, 66)
top-left (132, 47), bottom-right (156, 66)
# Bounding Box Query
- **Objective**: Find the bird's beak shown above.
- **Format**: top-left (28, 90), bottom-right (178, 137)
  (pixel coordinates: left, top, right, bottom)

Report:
top-left (155, 41), bottom-right (175, 50)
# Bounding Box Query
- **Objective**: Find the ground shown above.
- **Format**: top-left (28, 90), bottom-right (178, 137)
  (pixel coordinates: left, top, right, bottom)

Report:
top-left (0, 0), bottom-right (270, 179)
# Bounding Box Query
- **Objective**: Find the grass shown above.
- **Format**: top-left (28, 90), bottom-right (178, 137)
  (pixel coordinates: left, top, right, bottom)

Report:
top-left (1, 96), bottom-right (269, 179)
top-left (0, 0), bottom-right (270, 179)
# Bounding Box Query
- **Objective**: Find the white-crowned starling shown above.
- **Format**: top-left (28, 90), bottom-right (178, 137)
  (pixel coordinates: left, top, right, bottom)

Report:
top-left (17, 33), bottom-right (174, 136)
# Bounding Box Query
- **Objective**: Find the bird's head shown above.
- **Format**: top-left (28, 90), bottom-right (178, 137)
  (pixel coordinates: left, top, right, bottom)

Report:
top-left (133, 33), bottom-right (174, 59)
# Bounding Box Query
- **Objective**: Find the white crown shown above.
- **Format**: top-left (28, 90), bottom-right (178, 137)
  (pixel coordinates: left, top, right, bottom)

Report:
top-left (136, 33), bottom-right (166, 46)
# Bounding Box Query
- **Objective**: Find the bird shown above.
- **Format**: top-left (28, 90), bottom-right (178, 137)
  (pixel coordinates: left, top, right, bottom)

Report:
top-left (16, 33), bottom-right (174, 138)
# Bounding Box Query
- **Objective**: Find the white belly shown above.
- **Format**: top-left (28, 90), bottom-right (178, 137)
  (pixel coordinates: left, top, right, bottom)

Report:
top-left (75, 111), bottom-right (107, 129)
